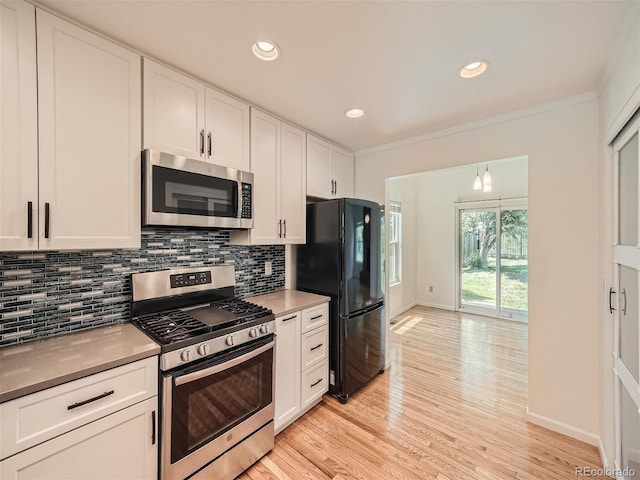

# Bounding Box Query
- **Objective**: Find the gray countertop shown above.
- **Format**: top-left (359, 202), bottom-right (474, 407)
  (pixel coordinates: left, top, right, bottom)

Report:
top-left (245, 289), bottom-right (330, 317)
top-left (0, 323), bottom-right (160, 403)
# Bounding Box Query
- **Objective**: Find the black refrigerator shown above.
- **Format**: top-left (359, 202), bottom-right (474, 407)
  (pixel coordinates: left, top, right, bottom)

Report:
top-left (296, 198), bottom-right (385, 402)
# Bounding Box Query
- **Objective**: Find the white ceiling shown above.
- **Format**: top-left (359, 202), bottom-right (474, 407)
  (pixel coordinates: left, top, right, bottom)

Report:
top-left (38, 0), bottom-right (635, 152)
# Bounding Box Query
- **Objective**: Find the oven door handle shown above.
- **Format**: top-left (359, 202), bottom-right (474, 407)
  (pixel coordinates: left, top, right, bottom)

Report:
top-left (173, 340), bottom-right (275, 386)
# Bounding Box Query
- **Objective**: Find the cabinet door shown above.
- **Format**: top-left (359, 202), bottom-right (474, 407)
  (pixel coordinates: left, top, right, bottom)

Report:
top-left (205, 87), bottom-right (250, 171)
top-left (0, 1), bottom-right (38, 251)
top-left (36, 10), bottom-right (141, 250)
top-left (143, 58), bottom-right (205, 160)
top-left (332, 147), bottom-right (354, 198)
top-left (0, 397), bottom-right (157, 480)
top-left (248, 109), bottom-right (281, 244)
top-left (306, 134), bottom-right (333, 199)
top-left (274, 312), bottom-right (301, 433)
top-left (280, 123), bottom-right (306, 244)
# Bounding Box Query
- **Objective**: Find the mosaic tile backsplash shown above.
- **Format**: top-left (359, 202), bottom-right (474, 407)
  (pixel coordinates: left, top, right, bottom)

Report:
top-left (0, 229), bottom-right (285, 347)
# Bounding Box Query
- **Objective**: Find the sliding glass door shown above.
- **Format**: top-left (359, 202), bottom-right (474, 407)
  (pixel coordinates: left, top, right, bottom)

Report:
top-left (458, 201), bottom-right (528, 320)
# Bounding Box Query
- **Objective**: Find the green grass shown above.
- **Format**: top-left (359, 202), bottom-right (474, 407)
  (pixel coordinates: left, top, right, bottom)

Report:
top-left (462, 258), bottom-right (528, 311)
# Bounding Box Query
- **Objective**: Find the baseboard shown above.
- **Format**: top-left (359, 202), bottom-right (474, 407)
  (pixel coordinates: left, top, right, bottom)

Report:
top-left (526, 408), bottom-right (600, 447)
top-left (598, 437), bottom-right (610, 470)
top-left (389, 302), bottom-right (417, 320)
top-left (415, 301), bottom-right (455, 311)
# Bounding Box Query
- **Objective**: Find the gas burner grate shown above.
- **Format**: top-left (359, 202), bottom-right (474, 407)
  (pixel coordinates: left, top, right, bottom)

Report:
top-left (212, 298), bottom-right (271, 319)
top-left (135, 310), bottom-right (208, 344)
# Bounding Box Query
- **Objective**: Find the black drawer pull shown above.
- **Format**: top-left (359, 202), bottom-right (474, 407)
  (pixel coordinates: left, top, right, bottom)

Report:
top-left (282, 315), bottom-right (297, 322)
top-left (310, 343), bottom-right (323, 351)
top-left (310, 378), bottom-right (322, 388)
top-left (67, 390), bottom-right (114, 410)
top-left (310, 314), bottom-right (323, 320)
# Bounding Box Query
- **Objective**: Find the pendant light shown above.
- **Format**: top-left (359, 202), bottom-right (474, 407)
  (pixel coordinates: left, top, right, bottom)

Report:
top-left (473, 165), bottom-right (482, 190)
top-left (483, 165), bottom-right (492, 192)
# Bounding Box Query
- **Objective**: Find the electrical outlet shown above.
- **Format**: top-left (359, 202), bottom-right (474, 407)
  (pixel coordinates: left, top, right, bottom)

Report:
top-left (429, 286), bottom-right (434, 292)
top-left (265, 261), bottom-right (272, 276)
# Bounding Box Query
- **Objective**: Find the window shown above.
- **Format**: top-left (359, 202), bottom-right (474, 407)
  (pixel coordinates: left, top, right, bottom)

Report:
top-left (389, 202), bottom-right (402, 285)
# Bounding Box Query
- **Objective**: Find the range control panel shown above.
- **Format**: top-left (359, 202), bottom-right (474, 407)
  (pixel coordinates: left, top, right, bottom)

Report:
top-left (170, 271), bottom-right (212, 288)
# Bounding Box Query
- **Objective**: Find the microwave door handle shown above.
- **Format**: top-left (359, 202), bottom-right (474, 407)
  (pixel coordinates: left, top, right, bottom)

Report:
top-left (233, 181), bottom-right (240, 217)
top-left (174, 340), bottom-right (275, 386)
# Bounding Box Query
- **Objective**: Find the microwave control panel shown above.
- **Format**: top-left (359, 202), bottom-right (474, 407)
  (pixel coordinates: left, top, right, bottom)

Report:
top-left (170, 271), bottom-right (212, 288)
top-left (241, 183), bottom-right (252, 219)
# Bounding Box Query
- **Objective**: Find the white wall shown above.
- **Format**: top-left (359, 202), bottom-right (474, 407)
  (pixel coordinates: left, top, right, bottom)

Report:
top-left (386, 175), bottom-right (418, 319)
top-left (597, 6), bottom-right (640, 468)
top-left (355, 95), bottom-right (601, 443)
top-left (411, 158), bottom-right (528, 310)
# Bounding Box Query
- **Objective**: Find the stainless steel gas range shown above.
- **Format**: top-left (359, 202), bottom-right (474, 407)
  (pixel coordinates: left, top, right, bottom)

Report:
top-left (130, 265), bottom-right (275, 480)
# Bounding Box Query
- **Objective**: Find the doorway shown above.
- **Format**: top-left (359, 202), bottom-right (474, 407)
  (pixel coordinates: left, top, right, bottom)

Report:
top-left (456, 199), bottom-right (528, 321)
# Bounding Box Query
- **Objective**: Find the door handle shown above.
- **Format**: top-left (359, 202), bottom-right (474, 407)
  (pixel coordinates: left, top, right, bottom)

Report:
top-left (44, 203), bottom-right (50, 239)
top-left (27, 201), bottom-right (33, 239)
top-left (622, 288), bottom-right (627, 315)
top-left (207, 132), bottom-right (212, 157)
top-left (151, 410), bottom-right (156, 445)
top-left (283, 219), bottom-right (287, 238)
top-left (278, 219), bottom-right (282, 238)
top-left (200, 129), bottom-right (205, 155)
top-left (609, 287), bottom-right (616, 313)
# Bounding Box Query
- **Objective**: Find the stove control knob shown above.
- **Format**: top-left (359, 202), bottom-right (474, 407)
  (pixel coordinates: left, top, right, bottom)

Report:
top-left (225, 335), bottom-right (235, 346)
top-left (249, 328), bottom-right (258, 338)
top-left (181, 350), bottom-right (193, 362)
top-left (259, 324), bottom-right (269, 334)
top-left (197, 344), bottom-right (211, 357)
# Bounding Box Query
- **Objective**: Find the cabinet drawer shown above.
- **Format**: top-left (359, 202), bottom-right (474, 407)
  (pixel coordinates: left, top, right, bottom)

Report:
top-left (301, 325), bottom-right (328, 370)
top-left (301, 359), bottom-right (327, 411)
top-left (301, 303), bottom-right (328, 334)
top-left (0, 356), bottom-right (157, 459)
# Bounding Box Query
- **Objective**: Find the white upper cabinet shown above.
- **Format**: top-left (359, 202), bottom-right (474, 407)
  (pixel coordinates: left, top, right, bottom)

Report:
top-left (306, 134), bottom-right (354, 199)
top-left (0, 1), bottom-right (38, 251)
top-left (230, 109), bottom-right (306, 245)
top-left (1, 4), bottom-right (141, 251)
top-left (36, 9), bottom-right (141, 250)
top-left (143, 58), bottom-right (250, 171)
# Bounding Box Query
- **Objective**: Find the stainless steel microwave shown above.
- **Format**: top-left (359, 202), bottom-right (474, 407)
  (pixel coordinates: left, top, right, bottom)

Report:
top-left (142, 149), bottom-right (253, 229)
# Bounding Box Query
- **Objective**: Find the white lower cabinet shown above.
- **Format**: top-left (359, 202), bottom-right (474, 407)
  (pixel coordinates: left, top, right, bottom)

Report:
top-left (0, 357), bottom-right (158, 480)
top-left (274, 302), bottom-right (329, 434)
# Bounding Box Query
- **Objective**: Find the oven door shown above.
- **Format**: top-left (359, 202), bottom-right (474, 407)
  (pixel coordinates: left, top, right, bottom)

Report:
top-left (143, 149), bottom-right (253, 229)
top-left (161, 336), bottom-right (274, 480)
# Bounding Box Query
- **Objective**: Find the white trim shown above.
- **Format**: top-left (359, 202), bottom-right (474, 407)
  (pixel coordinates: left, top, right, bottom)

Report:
top-left (415, 301), bottom-right (455, 311)
top-left (599, 437), bottom-right (611, 470)
top-left (525, 407), bottom-right (600, 446)
top-left (356, 92), bottom-right (597, 158)
top-left (606, 85), bottom-right (640, 146)
top-left (389, 302), bottom-right (418, 321)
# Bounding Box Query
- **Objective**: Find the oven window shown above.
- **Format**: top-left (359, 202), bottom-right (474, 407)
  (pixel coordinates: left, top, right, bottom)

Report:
top-left (170, 344), bottom-right (273, 463)
top-left (152, 165), bottom-right (238, 217)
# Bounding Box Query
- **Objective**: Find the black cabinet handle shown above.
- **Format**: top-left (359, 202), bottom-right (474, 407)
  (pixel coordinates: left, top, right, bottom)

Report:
top-left (207, 132), bottom-right (212, 157)
top-left (310, 314), bottom-right (323, 320)
top-left (609, 287), bottom-right (616, 313)
top-left (151, 410), bottom-right (156, 445)
top-left (282, 315), bottom-right (297, 322)
top-left (310, 378), bottom-right (322, 388)
top-left (310, 343), bottom-right (323, 351)
top-left (334, 180), bottom-right (337, 195)
top-left (200, 129), bottom-right (205, 155)
top-left (283, 219), bottom-right (287, 238)
top-left (278, 219), bottom-right (282, 238)
top-left (27, 202), bottom-right (33, 239)
top-left (67, 390), bottom-right (114, 410)
top-left (44, 203), bottom-right (50, 239)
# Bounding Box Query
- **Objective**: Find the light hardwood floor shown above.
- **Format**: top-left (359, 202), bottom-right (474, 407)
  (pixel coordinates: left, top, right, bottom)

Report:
top-left (239, 306), bottom-right (606, 480)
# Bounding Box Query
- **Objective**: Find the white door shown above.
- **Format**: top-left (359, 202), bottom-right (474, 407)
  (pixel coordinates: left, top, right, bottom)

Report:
top-left (332, 147), bottom-right (354, 198)
top-left (0, 1), bottom-right (38, 251)
top-left (306, 134), bottom-right (333, 199)
top-left (205, 87), bottom-right (250, 171)
top-left (612, 113), bottom-right (640, 480)
top-left (37, 10), bottom-right (141, 250)
top-left (143, 58), bottom-right (205, 160)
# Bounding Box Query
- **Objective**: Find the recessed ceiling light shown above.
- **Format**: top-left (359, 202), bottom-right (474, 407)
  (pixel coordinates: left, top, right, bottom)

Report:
top-left (252, 40), bottom-right (279, 61)
top-left (345, 108), bottom-right (364, 118)
top-left (459, 60), bottom-right (489, 79)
